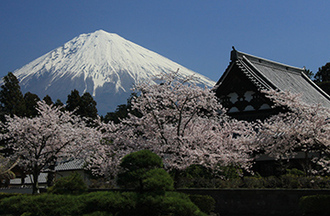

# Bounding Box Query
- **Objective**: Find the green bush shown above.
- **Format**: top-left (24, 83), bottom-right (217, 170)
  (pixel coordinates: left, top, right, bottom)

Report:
top-left (161, 192), bottom-right (207, 216)
top-left (263, 176), bottom-right (281, 188)
top-left (82, 191), bottom-right (137, 215)
top-left (0, 193), bottom-right (84, 216)
top-left (0, 192), bottom-right (22, 200)
top-left (0, 191), bottom-right (208, 216)
top-left (48, 172), bottom-right (88, 195)
top-left (188, 194), bottom-right (215, 214)
top-left (117, 149), bottom-right (164, 190)
top-left (286, 168), bottom-right (305, 176)
top-left (136, 193), bottom-right (164, 215)
top-left (142, 168), bottom-right (174, 195)
top-left (299, 194), bottom-right (330, 216)
top-left (242, 176), bottom-right (264, 188)
top-left (280, 174), bottom-right (300, 188)
top-left (82, 211), bottom-right (113, 216)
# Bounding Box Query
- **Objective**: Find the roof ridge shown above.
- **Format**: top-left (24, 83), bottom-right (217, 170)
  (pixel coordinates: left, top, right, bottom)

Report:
top-left (231, 49), bottom-right (304, 73)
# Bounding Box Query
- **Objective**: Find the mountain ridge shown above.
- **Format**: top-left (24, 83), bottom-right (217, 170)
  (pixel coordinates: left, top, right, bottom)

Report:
top-left (7, 30), bottom-right (215, 114)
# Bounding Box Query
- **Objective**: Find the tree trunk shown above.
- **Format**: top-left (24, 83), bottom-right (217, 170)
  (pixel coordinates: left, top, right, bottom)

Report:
top-left (32, 170), bottom-right (40, 194)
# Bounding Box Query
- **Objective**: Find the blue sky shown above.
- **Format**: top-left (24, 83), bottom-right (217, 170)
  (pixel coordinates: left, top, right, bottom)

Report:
top-left (0, 0), bottom-right (329, 81)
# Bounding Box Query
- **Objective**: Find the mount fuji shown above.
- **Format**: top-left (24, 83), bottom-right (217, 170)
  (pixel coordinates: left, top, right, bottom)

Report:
top-left (9, 30), bottom-right (215, 115)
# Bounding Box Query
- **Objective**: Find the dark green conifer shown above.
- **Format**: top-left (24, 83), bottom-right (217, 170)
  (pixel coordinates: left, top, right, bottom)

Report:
top-left (0, 72), bottom-right (26, 119)
top-left (24, 92), bottom-right (40, 117)
top-left (43, 95), bottom-right (53, 106)
top-left (80, 92), bottom-right (98, 119)
top-left (66, 89), bottom-right (81, 113)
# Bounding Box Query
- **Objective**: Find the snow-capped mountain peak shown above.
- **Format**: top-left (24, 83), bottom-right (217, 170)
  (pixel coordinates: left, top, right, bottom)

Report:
top-left (10, 30), bottom-right (215, 114)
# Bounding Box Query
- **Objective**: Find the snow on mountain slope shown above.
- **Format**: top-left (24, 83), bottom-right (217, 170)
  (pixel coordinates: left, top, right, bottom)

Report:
top-left (10, 30), bottom-right (215, 114)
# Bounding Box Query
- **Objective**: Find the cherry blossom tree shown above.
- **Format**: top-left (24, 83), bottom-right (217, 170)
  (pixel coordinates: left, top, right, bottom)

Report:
top-left (0, 101), bottom-right (101, 194)
top-left (89, 72), bottom-right (256, 177)
top-left (257, 90), bottom-right (330, 175)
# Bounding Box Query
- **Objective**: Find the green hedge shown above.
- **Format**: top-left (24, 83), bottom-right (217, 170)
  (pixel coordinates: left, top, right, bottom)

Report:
top-left (0, 192), bottom-right (22, 200)
top-left (47, 172), bottom-right (88, 195)
top-left (299, 194), bottom-right (330, 216)
top-left (0, 191), bottom-right (209, 216)
top-left (177, 175), bottom-right (330, 189)
top-left (0, 193), bottom-right (85, 216)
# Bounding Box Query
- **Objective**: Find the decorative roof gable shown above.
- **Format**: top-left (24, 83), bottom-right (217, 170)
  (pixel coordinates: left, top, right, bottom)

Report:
top-left (214, 48), bottom-right (330, 120)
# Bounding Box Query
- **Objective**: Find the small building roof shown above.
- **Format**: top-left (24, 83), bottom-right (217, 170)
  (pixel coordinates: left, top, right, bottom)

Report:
top-left (215, 47), bottom-right (330, 108)
top-left (55, 159), bottom-right (85, 171)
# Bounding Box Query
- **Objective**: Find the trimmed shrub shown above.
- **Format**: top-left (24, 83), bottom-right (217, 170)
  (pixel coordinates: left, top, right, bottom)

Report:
top-left (299, 194), bottom-right (330, 216)
top-left (161, 192), bottom-right (207, 216)
top-left (0, 192), bottom-right (22, 200)
top-left (242, 176), bottom-right (264, 188)
top-left (188, 194), bottom-right (215, 214)
top-left (136, 193), bottom-right (164, 215)
top-left (48, 172), bottom-right (88, 195)
top-left (0, 191), bottom-right (210, 216)
top-left (82, 191), bottom-right (137, 215)
top-left (264, 176), bottom-right (281, 188)
top-left (280, 174), bottom-right (300, 188)
top-left (142, 168), bottom-right (174, 195)
top-left (82, 211), bottom-right (113, 216)
top-left (117, 149), bottom-right (163, 190)
top-left (0, 193), bottom-right (84, 216)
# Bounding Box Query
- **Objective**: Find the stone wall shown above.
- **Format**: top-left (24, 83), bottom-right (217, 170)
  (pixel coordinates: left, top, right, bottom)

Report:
top-left (177, 188), bottom-right (330, 216)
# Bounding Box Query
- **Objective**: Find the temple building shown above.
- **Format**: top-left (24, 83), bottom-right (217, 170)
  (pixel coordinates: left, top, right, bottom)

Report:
top-left (213, 47), bottom-right (330, 121)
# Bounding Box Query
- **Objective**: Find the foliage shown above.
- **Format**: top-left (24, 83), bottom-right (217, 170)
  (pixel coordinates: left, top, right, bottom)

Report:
top-left (314, 62), bottom-right (330, 94)
top-left (66, 89), bottom-right (98, 119)
top-left (0, 101), bottom-right (102, 193)
top-left (66, 89), bottom-right (81, 112)
top-left (0, 72), bottom-right (26, 119)
top-left (142, 168), bottom-right (174, 195)
top-left (80, 92), bottom-right (98, 119)
top-left (48, 172), bottom-right (88, 195)
top-left (82, 191), bottom-right (137, 215)
top-left (43, 95), bottom-right (53, 105)
top-left (0, 193), bottom-right (85, 216)
top-left (257, 90), bottom-right (330, 175)
top-left (299, 194), bottom-right (330, 216)
top-left (317, 81), bottom-right (330, 95)
top-left (24, 92), bottom-right (40, 117)
top-left (0, 191), bottom-right (208, 216)
top-left (160, 192), bottom-right (207, 216)
top-left (117, 150), bottom-right (173, 194)
top-left (303, 68), bottom-right (314, 79)
top-left (0, 192), bottom-right (22, 200)
top-left (176, 169), bottom-right (330, 189)
top-left (314, 62), bottom-right (330, 83)
top-left (135, 192), bottom-right (207, 216)
top-left (103, 93), bottom-right (141, 124)
top-left (188, 194), bottom-right (215, 214)
top-left (91, 71), bottom-right (256, 177)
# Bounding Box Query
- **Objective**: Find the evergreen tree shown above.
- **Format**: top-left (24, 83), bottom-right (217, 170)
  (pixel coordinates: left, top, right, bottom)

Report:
top-left (314, 62), bottom-right (330, 95)
top-left (103, 93), bottom-right (141, 123)
top-left (54, 99), bottom-right (65, 112)
top-left (314, 62), bottom-right (330, 82)
top-left (43, 95), bottom-right (53, 106)
top-left (0, 72), bottom-right (26, 119)
top-left (79, 92), bottom-right (98, 119)
top-left (24, 92), bottom-right (40, 117)
top-left (303, 68), bottom-right (314, 79)
top-left (66, 90), bottom-right (98, 119)
top-left (54, 99), bottom-right (64, 107)
top-left (66, 89), bottom-right (81, 113)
